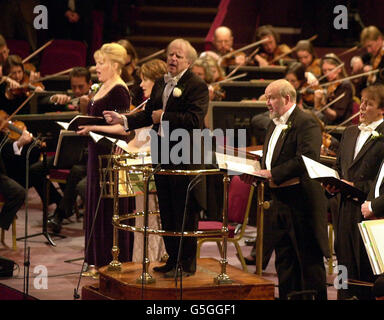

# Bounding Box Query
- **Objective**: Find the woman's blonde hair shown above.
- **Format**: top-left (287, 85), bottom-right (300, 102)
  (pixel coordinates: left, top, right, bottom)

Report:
top-left (94, 42), bottom-right (128, 74)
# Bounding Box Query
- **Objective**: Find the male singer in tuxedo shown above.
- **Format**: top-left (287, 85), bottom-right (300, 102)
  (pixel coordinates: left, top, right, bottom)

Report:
top-left (103, 39), bottom-right (209, 278)
top-left (362, 159), bottom-right (384, 219)
top-left (241, 79), bottom-right (329, 300)
top-left (327, 84), bottom-right (384, 300)
top-left (362, 159), bottom-right (384, 299)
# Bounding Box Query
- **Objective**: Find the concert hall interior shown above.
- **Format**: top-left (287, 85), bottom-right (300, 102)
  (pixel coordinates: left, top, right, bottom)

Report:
top-left (1, 0), bottom-right (384, 302)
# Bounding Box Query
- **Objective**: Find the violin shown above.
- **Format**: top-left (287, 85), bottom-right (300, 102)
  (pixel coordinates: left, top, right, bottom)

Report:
top-left (367, 47), bottom-right (384, 85)
top-left (306, 58), bottom-right (322, 78)
top-left (0, 109), bottom-right (45, 147)
top-left (220, 51), bottom-right (246, 68)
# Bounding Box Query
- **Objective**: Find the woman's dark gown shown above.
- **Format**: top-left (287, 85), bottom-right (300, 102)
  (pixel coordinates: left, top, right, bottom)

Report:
top-left (85, 84), bottom-right (134, 268)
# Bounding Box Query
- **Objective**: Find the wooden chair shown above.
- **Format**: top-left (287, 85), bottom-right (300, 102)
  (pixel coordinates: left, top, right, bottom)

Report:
top-left (197, 176), bottom-right (255, 272)
top-left (0, 193), bottom-right (17, 250)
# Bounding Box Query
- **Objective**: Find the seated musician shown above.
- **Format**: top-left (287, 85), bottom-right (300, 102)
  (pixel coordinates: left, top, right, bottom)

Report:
top-left (0, 34), bottom-right (41, 86)
top-left (295, 40), bottom-right (322, 78)
top-left (251, 25), bottom-right (291, 67)
top-left (0, 117), bottom-right (62, 220)
top-left (212, 26), bottom-right (246, 67)
top-left (0, 34), bottom-right (9, 68)
top-left (350, 26), bottom-right (384, 95)
top-left (38, 66), bottom-right (92, 113)
top-left (0, 54), bottom-right (43, 115)
top-left (0, 125), bottom-right (34, 231)
top-left (314, 53), bottom-right (355, 125)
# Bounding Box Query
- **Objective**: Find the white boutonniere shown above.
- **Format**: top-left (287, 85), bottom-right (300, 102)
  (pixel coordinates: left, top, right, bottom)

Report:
top-left (281, 121), bottom-right (292, 132)
top-left (173, 87), bottom-right (182, 98)
top-left (91, 83), bottom-right (101, 94)
top-left (370, 130), bottom-right (383, 141)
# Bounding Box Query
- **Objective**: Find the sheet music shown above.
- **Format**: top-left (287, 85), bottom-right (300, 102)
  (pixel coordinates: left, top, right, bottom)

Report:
top-left (215, 152), bottom-right (261, 176)
top-left (302, 155), bottom-right (340, 179)
top-left (56, 121), bottom-right (69, 130)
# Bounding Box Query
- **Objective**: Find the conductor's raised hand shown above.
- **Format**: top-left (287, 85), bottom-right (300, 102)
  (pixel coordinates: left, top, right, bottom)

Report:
top-left (103, 110), bottom-right (124, 125)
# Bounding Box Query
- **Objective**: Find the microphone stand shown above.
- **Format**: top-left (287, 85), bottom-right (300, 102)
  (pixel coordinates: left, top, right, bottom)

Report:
top-left (73, 138), bottom-right (118, 300)
top-left (22, 138), bottom-right (41, 298)
top-left (174, 174), bottom-right (202, 300)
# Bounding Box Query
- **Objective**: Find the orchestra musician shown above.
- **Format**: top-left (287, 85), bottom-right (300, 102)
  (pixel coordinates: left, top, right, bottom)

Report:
top-left (314, 53), bottom-right (355, 125)
top-left (0, 55), bottom-right (44, 115)
top-left (212, 26), bottom-right (246, 67)
top-left (39, 66), bottom-right (92, 113)
top-left (44, 67), bottom-right (92, 234)
top-left (295, 40), bottom-right (322, 78)
top-left (350, 26), bottom-right (384, 94)
top-left (251, 25), bottom-right (291, 67)
top-left (324, 84), bottom-right (384, 300)
top-left (0, 125), bottom-right (34, 231)
top-left (0, 35), bottom-right (42, 86)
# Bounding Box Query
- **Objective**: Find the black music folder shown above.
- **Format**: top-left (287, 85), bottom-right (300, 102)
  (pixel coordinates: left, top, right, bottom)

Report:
top-left (57, 115), bottom-right (105, 132)
top-left (302, 155), bottom-right (367, 201)
top-left (53, 130), bottom-right (89, 168)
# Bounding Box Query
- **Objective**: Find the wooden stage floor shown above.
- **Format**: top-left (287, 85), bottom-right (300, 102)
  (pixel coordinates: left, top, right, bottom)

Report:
top-left (82, 258), bottom-right (275, 300)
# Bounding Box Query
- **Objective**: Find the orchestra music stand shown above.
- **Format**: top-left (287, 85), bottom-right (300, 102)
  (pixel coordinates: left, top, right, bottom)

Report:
top-left (16, 146), bottom-right (65, 246)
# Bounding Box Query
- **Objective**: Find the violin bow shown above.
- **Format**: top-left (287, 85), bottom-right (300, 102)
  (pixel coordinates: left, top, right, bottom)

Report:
top-left (1, 92), bottom-right (36, 131)
top-left (22, 39), bottom-right (54, 64)
top-left (225, 48), bottom-right (260, 79)
top-left (319, 68), bottom-right (380, 88)
top-left (269, 34), bottom-right (318, 65)
top-left (338, 45), bottom-right (360, 58)
top-left (326, 111), bottom-right (361, 134)
top-left (31, 67), bottom-right (74, 84)
top-left (210, 73), bottom-right (248, 86)
top-left (314, 92), bottom-right (346, 115)
top-left (220, 38), bottom-right (269, 61)
top-left (137, 49), bottom-right (166, 65)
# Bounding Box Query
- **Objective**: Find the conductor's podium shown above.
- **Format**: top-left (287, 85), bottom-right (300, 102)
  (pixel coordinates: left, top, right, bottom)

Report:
top-left (81, 258), bottom-right (275, 300)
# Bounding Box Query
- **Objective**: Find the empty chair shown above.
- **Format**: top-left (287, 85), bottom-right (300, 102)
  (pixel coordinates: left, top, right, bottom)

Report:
top-left (197, 175), bottom-right (255, 272)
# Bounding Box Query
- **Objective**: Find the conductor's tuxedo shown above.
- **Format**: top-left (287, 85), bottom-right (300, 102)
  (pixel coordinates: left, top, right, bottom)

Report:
top-left (261, 105), bottom-right (329, 300)
top-left (125, 68), bottom-right (208, 273)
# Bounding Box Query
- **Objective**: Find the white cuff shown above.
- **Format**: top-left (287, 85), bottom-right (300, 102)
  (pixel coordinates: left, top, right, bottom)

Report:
top-left (122, 115), bottom-right (129, 132)
top-left (13, 141), bottom-right (22, 155)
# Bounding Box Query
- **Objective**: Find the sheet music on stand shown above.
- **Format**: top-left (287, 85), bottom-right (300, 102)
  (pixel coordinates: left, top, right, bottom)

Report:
top-left (53, 130), bottom-right (89, 168)
top-left (215, 151), bottom-right (265, 179)
top-left (359, 219), bottom-right (384, 275)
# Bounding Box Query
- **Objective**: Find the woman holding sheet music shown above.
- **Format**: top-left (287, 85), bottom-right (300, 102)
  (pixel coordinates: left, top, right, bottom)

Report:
top-left (77, 42), bottom-right (134, 272)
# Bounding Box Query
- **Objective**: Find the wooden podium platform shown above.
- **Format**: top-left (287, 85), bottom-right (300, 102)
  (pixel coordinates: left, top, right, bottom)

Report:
top-left (82, 258), bottom-right (275, 300)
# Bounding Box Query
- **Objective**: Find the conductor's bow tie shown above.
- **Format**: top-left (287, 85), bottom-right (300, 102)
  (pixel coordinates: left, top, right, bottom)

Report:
top-left (164, 74), bottom-right (178, 86)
